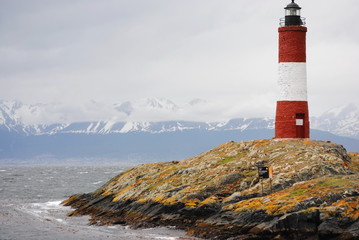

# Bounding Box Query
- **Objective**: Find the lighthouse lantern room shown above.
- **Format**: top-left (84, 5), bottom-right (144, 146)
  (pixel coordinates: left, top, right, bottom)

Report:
top-left (284, 0), bottom-right (302, 26)
top-left (275, 0), bottom-right (310, 139)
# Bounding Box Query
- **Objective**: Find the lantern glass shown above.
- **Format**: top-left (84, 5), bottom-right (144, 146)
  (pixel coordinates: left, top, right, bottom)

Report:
top-left (285, 8), bottom-right (301, 16)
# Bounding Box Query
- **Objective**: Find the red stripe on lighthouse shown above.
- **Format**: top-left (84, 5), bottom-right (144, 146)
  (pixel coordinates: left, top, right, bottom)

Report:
top-left (275, 101), bottom-right (309, 138)
top-left (279, 26), bottom-right (307, 63)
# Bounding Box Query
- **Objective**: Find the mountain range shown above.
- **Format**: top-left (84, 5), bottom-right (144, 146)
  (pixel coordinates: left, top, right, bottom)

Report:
top-left (1, 98), bottom-right (358, 165)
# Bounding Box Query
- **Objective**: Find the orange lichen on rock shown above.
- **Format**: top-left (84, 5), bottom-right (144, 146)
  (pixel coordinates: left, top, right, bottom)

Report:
top-left (162, 196), bottom-right (180, 205)
top-left (185, 199), bottom-right (200, 208)
top-left (331, 199), bottom-right (359, 220)
top-left (252, 139), bottom-right (271, 148)
top-left (228, 175), bottom-right (359, 216)
top-left (199, 196), bottom-right (219, 207)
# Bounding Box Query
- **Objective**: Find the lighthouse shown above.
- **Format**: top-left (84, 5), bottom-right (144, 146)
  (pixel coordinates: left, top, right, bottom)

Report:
top-left (275, 0), bottom-right (309, 139)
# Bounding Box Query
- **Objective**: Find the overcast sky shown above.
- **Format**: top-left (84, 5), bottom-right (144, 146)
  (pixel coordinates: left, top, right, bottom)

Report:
top-left (1, 0), bottom-right (358, 122)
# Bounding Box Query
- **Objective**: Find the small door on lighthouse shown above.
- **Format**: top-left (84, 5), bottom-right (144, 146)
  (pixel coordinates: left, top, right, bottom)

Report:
top-left (296, 113), bottom-right (305, 138)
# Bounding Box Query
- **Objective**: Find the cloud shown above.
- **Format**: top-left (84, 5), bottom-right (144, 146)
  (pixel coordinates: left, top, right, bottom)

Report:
top-left (0, 0), bottom-right (358, 121)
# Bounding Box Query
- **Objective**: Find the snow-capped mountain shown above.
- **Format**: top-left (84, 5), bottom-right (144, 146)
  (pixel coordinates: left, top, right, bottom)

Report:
top-left (0, 98), bottom-right (181, 134)
top-left (0, 100), bottom-right (46, 134)
top-left (1, 99), bottom-right (359, 163)
top-left (3, 98), bottom-right (271, 135)
top-left (1, 99), bottom-right (359, 139)
top-left (311, 104), bottom-right (359, 139)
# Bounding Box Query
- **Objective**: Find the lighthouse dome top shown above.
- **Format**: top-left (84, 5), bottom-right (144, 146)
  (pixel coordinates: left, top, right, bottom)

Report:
top-left (285, 1), bottom-right (301, 10)
top-left (280, 0), bottom-right (306, 26)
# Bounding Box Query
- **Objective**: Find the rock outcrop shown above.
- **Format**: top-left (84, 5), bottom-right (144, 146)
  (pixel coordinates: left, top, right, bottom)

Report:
top-left (63, 139), bottom-right (359, 240)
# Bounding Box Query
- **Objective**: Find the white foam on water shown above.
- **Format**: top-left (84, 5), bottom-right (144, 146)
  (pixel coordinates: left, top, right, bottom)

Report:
top-left (55, 218), bottom-right (65, 223)
top-left (15, 201), bottom-right (199, 240)
top-left (107, 226), bottom-right (118, 229)
top-left (19, 200), bottom-right (71, 224)
top-left (32, 200), bottom-right (65, 209)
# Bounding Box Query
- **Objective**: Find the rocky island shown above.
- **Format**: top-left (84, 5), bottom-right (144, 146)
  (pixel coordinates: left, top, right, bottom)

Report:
top-left (63, 139), bottom-right (359, 240)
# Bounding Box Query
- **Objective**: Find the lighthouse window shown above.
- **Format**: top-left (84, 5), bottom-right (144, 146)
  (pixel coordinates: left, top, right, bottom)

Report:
top-left (296, 113), bottom-right (305, 126)
top-left (296, 119), bottom-right (304, 126)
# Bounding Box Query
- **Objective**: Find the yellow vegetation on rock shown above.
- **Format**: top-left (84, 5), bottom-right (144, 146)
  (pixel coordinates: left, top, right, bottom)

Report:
top-left (199, 196), bottom-right (220, 207)
top-left (227, 175), bottom-right (359, 216)
top-left (185, 199), bottom-right (200, 208)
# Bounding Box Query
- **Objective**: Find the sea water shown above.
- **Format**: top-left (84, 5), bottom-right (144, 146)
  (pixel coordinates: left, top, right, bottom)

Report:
top-left (0, 166), bottom-right (200, 240)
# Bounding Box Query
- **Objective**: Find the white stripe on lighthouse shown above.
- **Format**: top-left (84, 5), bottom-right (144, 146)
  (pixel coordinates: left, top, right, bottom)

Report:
top-left (278, 62), bottom-right (307, 101)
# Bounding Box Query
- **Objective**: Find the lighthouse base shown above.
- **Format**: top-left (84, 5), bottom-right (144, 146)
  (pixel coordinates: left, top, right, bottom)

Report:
top-left (275, 101), bottom-right (310, 139)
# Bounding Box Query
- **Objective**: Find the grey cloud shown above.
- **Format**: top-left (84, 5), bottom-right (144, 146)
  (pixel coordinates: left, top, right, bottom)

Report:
top-left (0, 0), bottom-right (358, 121)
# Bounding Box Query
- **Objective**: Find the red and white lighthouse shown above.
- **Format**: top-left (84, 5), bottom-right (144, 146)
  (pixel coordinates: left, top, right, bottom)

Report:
top-left (275, 0), bottom-right (310, 139)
